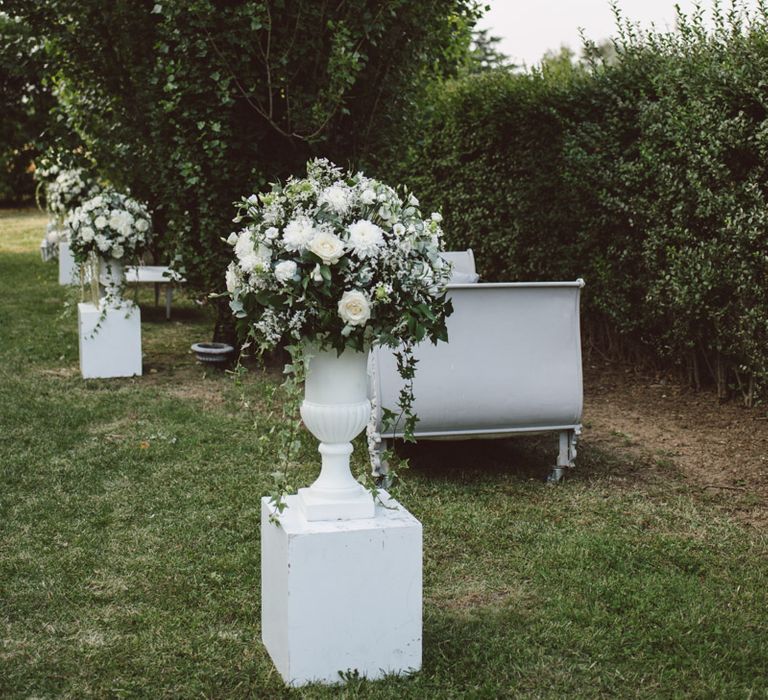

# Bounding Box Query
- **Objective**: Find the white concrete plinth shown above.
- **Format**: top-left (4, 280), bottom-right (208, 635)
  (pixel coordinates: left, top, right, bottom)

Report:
top-left (77, 302), bottom-right (142, 378)
top-left (261, 493), bottom-right (422, 686)
top-left (58, 241), bottom-right (78, 285)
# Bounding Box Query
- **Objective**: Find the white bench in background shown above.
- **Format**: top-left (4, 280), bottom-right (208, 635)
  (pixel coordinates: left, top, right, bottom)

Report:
top-left (369, 250), bottom-right (584, 483)
top-left (124, 265), bottom-right (186, 320)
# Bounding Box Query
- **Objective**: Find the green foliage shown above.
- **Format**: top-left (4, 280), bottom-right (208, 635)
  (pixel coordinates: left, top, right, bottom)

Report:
top-left (3, 0), bottom-right (483, 340)
top-left (390, 1), bottom-right (768, 405)
top-left (0, 14), bottom-right (54, 203)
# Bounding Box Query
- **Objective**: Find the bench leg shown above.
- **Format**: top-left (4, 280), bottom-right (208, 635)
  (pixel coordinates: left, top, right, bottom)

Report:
top-left (547, 429), bottom-right (579, 483)
top-left (368, 426), bottom-right (392, 484)
top-left (165, 287), bottom-right (173, 320)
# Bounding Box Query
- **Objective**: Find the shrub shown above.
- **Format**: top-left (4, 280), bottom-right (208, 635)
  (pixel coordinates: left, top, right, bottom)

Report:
top-left (390, 1), bottom-right (768, 405)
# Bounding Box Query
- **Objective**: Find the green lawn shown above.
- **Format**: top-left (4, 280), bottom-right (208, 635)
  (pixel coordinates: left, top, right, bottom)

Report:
top-left (1, 209), bottom-right (766, 698)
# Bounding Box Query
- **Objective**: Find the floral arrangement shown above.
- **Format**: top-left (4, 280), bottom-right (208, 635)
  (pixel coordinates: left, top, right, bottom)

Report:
top-left (43, 167), bottom-right (101, 220)
top-left (40, 221), bottom-right (63, 262)
top-left (66, 189), bottom-right (152, 264)
top-left (225, 159), bottom-right (453, 456)
top-left (226, 159), bottom-right (452, 356)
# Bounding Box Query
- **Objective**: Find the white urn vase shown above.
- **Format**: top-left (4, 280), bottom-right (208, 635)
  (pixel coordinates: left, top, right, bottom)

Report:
top-left (297, 346), bottom-right (375, 521)
top-left (99, 258), bottom-right (125, 303)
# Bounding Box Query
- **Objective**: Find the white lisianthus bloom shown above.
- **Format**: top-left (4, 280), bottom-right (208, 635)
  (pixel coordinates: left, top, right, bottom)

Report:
top-left (95, 215), bottom-right (107, 229)
top-left (360, 188), bottom-right (376, 205)
top-left (431, 212), bottom-right (443, 223)
top-left (308, 231), bottom-right (345, 264)
top-left (226, 232), bottom-right (239, 245)
top-left (95, 234), bottom-right (110, 252)
top-left (262, 202), bottom-right (283, 226)
top-left (348, 219), bottom-right (385, 259)
top-left (136, 218), bottom-right (150, 233)
top-left (80, 226), bottom-right (95, 243)
top-left (408, 194), bottom-right (419, 207)
top-left (274, 260), bottom-right (298, 284)
top-left (338, 290), bottom-right (371, 327)
top-left (392, 223), bottom-right (405, 237)
top-left (318, 184), bottom-right (352, 214)
top-left (264, 226), bottom-right (279, 241)
top-left (282, 216), bottom-right (316, 252)
top-left (235, 230), bottom-right (255, 260)
top-left (311, 264), bottom-right (323, 282)
top-left (112, 244), bottom-right (125, 259)
top-left (256, 243), bottom-right (272, 265)
top-left (225, 262), bottom-right (241, 294)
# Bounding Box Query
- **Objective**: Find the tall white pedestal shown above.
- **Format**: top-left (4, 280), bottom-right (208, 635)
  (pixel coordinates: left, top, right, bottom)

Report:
top-left (261, 493), bottom-right (422, 686)
top-left (58, 241), bottom-right (78, 285)
top-left (77, 302), bottom-right (142, 379)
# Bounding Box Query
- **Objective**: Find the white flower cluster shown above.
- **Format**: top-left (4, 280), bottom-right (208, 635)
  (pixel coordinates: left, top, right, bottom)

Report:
top-left (66, 190), bottom-right (152, 263)
top-left (40, 221), bottom-right (63, 262)
top-left (45, 168), bottom-right (101, 219)
top-left (226, 158), bottom-right (452, 351)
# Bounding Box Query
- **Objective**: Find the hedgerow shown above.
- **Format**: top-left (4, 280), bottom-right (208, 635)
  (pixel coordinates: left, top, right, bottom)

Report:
top-left (389, 2), bottom-right (768, 405)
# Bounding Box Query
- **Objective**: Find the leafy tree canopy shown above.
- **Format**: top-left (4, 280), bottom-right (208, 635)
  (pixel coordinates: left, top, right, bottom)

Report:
top-left (1, 0), bottom-right (483, 338)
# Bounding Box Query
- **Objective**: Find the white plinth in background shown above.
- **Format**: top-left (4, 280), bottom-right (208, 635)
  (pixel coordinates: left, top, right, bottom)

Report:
top-left (261, 493), bottom-right (422, 686)
top-left (58, 241), bottom-right (78, 285)
top-left (78, 302), bottom-right (142, 379)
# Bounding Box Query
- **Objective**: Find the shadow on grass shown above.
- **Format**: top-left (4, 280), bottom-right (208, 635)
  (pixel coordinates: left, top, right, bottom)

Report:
top-left (396, 435), bottom-right (558, 483)
top-left (394, 430), bottom-right (661, 494)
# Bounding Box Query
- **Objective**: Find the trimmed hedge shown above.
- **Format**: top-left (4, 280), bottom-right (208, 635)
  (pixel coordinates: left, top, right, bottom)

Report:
top-left (388, 5), bottom-right (768, 405)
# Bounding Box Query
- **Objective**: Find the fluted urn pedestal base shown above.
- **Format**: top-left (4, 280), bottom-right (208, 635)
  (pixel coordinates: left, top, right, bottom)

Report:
top-left (298, 443), bottom-right (374, 520)
top-left (297, 348), bottom-right (375, 521)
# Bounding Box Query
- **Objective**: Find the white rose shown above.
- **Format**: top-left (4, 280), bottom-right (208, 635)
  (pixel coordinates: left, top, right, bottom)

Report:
top-left (136, 218), bottom-right (150, 232)
top-left (274, 260), bottom-right (298, 284)
top-left (95, 215), bottom-right (107, 229)
top-left (108, 210), bottom-right (123, 231)
top-left (80, 226), bottom-right (95, 243)
top-left (338, 290), bottom-right (371, 327)
top-left (347, 219), bottom-right (385, 259)
top-left (360, 188), bottom-right (376, 205)
top-left (112, 244), bottom-right (124, 259)
top-left (308, 231), bottom-right (345, 265)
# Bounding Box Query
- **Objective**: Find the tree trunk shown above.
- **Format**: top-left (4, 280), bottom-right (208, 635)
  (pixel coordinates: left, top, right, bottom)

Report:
top-left (212, 297), bottom-right (238, 347)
